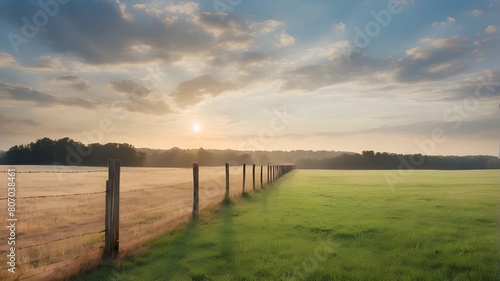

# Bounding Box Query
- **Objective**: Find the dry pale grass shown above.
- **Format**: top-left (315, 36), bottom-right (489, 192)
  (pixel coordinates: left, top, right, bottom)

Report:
top-left (0, 165), bottom-right (269, 281)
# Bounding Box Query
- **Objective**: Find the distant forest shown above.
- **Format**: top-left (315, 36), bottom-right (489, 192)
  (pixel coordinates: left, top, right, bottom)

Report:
top-left (0, 137), bottom-right (499, 169)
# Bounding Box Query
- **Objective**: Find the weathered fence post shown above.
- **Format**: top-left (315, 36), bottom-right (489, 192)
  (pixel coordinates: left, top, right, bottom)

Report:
top-left (267, 164), bottom-right (270, 184)
top-left (252, 164), bottom-right (256, 191)
top-left (103, 159), bottom-right (120, 260)
top-left (192, 163), bottom-right (199, 219)
top-left (103, 179), bottom-right (112, 260)
top-left (112, 160), bottom-right (120, 258)
top-left (260, 165), bottom-right (263, 188)
top-left (271, 165), bottom-right (274, 182)
top-left (242, 163), bottom-right (246, 195)
top-left (225, 163), bottom-right (229, 196)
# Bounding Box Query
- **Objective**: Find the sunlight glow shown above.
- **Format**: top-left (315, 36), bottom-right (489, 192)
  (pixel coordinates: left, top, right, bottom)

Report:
top-left (193, 123), bottom-right (201, 133)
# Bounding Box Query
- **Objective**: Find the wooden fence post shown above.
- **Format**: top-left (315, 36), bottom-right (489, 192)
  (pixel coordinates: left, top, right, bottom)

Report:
top-left (112, 159), bottom-right (120, 258)
top-left (242, 163), bottom-right (246, 195)
top-left (271, 165), bottom-right (274, 182)
top-left (103, 179), bottom-right (112, 260)
top-left (260, 165), bottom-right (263, 188)
top-left (252, 164), bottom-right (256, 191)
top-left (225, 163), bottom-right (229, 196)
top-left (267, 164), bottom-right (270, 184)
top-left (103, 159), bottom-right (120, 260)
top-left (192, 163), bottom-right (199, 219)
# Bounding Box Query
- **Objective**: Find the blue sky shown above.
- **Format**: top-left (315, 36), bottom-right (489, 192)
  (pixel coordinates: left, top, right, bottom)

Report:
top-left (0, 0), bottom-right (499, 155)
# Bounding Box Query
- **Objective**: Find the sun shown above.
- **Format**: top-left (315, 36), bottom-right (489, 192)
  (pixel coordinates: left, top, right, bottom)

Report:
top-left (193, 123), bottom-right (201, 133)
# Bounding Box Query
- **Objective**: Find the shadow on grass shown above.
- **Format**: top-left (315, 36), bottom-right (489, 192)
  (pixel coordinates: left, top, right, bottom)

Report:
top-left (218, 204), bottom-right (235, 271)
top-left (81, 182), bottom-right (292, 281)
top-left (89, 206), bottom-right (238, 280)
top-left (79, 220), bottom-right (200, 280)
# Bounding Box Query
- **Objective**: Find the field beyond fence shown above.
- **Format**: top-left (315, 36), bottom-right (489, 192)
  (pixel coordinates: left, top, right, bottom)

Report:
top-left (0, 163), bottom-right (293, 281)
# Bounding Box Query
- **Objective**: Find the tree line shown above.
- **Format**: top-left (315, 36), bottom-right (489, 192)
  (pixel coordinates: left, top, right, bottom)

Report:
top-left (0, 137), bottom-right (498, 169)
top-left (0, 137), bottom-right (145, 166)
top-left (295, 151), bottom-right (500, 170)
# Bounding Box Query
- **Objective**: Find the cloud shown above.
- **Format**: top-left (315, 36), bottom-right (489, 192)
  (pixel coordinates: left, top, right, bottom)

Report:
top-left (170, 75), bottom-right (238, 108)
top-left (166, 2), bottom-right (199, 14)
top-left (0, 114), bottom-right (41, 135)
top-left (364, 117), bottom-right (500, 138)
top-left (280, 33), bottom-right (296, 47)
top-left (432, 17), bottom-right (455, 27)
top-left (0, 1), bottom-right (217, 64)
top-left (280, 44), bottom-right (388, 92)
top-left (281, 114), bottom-right (499, 141)
top-left (0, 0), bottom-right (293, 74)
top-left (20, 119), bottom-right (40, 126)
top-left (0, 52), bottom-right (15, 68)
top-left (485, 25), bottom-right (497, 33)
top-left (195, 12), bottom-right (254, 49)
top-left (0, 54), bottom-right (66, 72)
top-left (238, 51), bottom-right (268, 64)
top-left (436, 70), bottom-right (500, 101)
top-left (108, 79), bottom-right (151, 97)
top-left (108, 79), bottom-right (172, 115)
top-left (256, 20), bottom-right (284, 33)
top-left (52, 75), bottom-right (90, 91)
top-left (0, 82), bottom-right (57, 105)
top-left (34, 56), bottom-right (66, 72)
top-left (333, 22), bottom-right (346, 32)
top-left (396, 36), bottom-right (473, 83)
top-left (465, 10), bottom-right (483, 16)
top-left (0, 81), bottom-right (98, 108)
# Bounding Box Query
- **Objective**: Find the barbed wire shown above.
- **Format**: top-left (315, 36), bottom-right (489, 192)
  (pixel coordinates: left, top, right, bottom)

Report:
top-left (121, 199), bottom-right (192, 218)
top-left (120, 217), bottom-right (179, 245)
top-left (0, 169), bottom-right (107, 174)
top-left (120, 182), bottom-right (192, 194)
top-left (0, 167), bottom-right (197, 174)
top-left (12, 246), bottom-right (103, 281)
top-left (17, 211), bottom-right (104, 224)
top-left (12, 230), bottom-right (105, 251)
top-left (0, 190), bottom-right (106, 200)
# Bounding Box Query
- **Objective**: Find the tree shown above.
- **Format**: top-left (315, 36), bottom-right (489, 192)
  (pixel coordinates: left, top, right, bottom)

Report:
top-left (196, 148), bottom-right (213, 166)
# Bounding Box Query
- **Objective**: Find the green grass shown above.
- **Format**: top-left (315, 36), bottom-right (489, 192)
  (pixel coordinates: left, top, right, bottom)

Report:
top-left (80, 170), bottom-right (500, 281)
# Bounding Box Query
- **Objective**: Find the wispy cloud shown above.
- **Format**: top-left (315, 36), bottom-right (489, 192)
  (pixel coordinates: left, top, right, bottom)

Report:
top-left (465, 10), bottom-right (483, 16)
top-left (432, 17), bottom-right (455, 27)
top-left (52, 75), bottom-right (90, 91)
top-left (333, 22), bottom-right (346, 32)
top-left (170, 75), bottom-right (238, 108)
top-left (485, 25), bottom-right (497, 33)
top-left (0, 81), bottom-right (98, 108)
top-left (108, 79), bottom-right (173, 115)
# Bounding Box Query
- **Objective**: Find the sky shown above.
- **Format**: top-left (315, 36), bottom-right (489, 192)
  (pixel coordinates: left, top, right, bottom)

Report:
top-left (0, 0), bottom-right (499, 156)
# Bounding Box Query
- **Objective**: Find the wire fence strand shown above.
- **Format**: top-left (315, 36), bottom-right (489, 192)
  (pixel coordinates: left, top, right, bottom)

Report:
top-left (15, 230), bottom-right (105, 251)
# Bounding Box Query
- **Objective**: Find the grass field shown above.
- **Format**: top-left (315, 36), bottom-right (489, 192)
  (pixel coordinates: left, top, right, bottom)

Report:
top-left (79, 169), bottom-right (500, 280)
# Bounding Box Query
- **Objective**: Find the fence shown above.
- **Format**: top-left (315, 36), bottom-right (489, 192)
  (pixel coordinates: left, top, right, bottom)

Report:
top-left (0, 162), bottom-right (295, 280)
